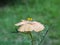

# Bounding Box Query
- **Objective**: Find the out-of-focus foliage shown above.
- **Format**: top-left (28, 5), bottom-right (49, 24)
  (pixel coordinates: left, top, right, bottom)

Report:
top-left (0, 0), bottom-right (60, 45)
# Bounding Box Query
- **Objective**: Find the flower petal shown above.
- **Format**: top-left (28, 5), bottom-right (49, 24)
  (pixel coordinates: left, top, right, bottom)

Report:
top-left (18, 24), bottom-right (33, 32)
top-left (31, 21), bottom-right (45, 32)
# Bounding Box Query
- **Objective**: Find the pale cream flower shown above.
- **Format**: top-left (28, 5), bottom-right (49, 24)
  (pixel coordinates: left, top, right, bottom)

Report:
top-left (31, 21), bottom-right (45, 32)
top-left (15, 20), bottom-right (45, 32)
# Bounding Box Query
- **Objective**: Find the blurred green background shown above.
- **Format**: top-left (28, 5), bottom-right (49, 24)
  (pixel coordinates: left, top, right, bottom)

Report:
top-left (0, 0), bottom-right (60, 45)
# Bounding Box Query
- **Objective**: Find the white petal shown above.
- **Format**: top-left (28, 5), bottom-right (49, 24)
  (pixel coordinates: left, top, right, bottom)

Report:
top-left (18, 24), bottom-right (33, 32)
top-left (15, 20), bottom-right (29, 26)
top-left (31, 21), bottom-right (45, 32)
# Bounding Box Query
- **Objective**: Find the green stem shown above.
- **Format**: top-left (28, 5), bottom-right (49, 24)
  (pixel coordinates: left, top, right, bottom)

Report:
top-left (39, 26), bottom-right (49, 45)
top-left (29, 32), bottom-right (34, 45)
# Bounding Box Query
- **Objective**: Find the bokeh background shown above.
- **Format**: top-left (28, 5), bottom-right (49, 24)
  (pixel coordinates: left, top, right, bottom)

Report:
top-left (0, 0), bottom-right (60, 45)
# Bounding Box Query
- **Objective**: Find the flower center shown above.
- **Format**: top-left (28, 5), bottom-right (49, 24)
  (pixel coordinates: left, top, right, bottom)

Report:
top-left (27, 18), bottom-right (32, 21)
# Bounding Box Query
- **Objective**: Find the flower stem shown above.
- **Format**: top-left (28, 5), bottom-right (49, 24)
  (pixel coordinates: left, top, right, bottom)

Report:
top-left (29, 32), bottom-right (34, 45)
